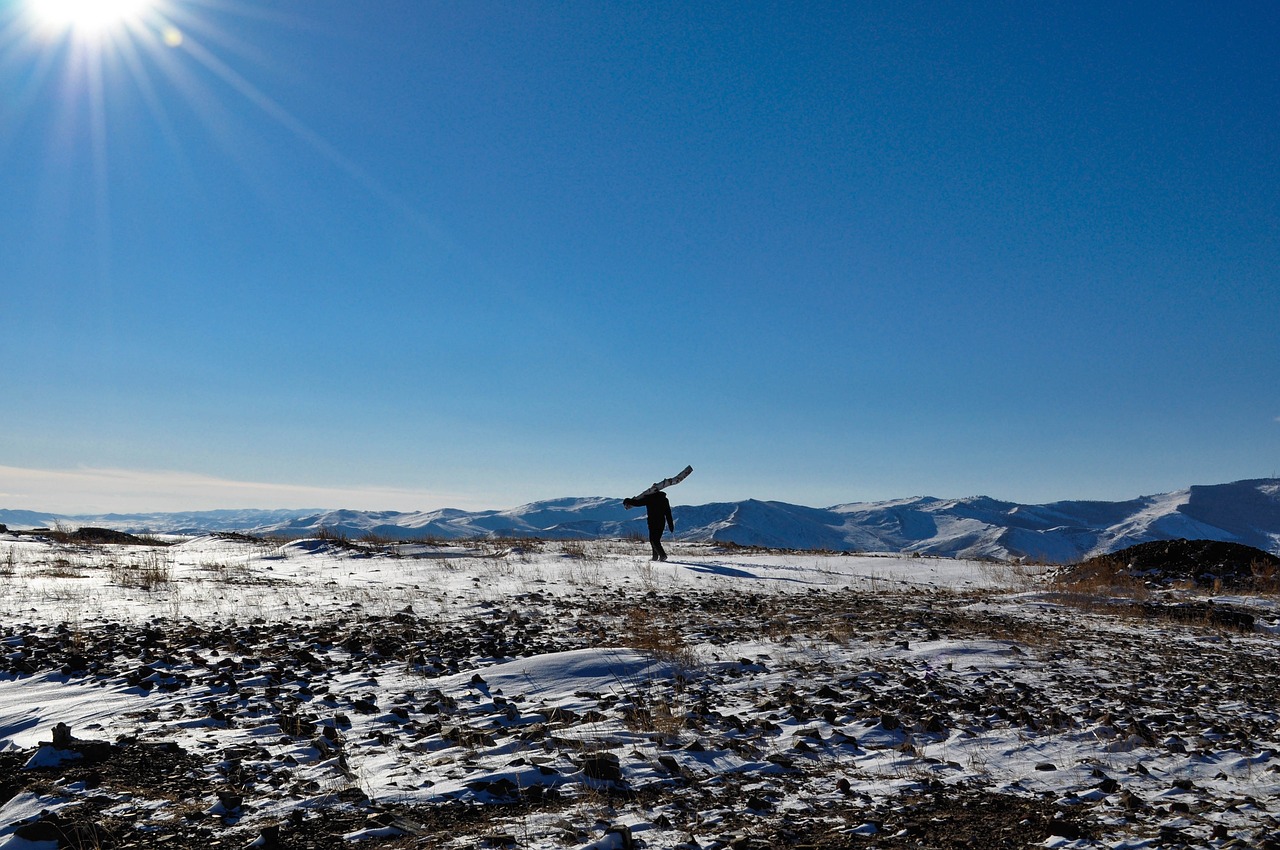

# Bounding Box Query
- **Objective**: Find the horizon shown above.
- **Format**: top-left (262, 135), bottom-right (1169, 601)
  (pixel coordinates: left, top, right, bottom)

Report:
top-left (2, 465), bottom-right (1276, 517)
top-left (3, 1), bottom-right (1278, 514)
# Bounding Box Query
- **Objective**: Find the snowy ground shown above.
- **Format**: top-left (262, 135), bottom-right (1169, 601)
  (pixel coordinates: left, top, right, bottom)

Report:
top-left (0, 532), bottom-right (1278, 849)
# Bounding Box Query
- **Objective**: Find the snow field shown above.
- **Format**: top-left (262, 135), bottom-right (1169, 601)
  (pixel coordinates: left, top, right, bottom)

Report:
top-left (0, 532), bottom-right (1277, 848)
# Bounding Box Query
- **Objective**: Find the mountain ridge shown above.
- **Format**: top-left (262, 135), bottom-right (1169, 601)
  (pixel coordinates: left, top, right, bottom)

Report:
top-left (3, 478), bottom-right (1277, 562)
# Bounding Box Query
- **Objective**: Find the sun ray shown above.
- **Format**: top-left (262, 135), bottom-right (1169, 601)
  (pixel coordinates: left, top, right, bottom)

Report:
top-left (175, 33), bottom-right (446, 241)
top-left (6, 0), bottom-right (450, 267)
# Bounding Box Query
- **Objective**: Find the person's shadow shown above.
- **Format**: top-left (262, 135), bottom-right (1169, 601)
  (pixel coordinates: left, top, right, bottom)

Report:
top-left (665, 561), bottom-right (808, 583)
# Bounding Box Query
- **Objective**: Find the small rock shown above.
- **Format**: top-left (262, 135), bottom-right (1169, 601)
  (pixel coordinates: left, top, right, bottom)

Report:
top-left (605, 824), bottom-right (635, 850)
top-left (580, 752), bottom-right (622, 782)
top-left (246, 824), bottom-right (281, 848)
top-left (216, 789), bottom-right (243, 811)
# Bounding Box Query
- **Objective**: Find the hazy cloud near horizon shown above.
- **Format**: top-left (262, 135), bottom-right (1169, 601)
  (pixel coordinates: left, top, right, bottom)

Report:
top-left (0, 465), bottom-right (486, 515)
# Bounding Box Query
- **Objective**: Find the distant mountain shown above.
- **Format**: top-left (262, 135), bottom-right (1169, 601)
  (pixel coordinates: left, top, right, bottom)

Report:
top-left (3, 479), bottom-right (1278, 561)
top-left (0, 508), bottom-right (319, 535)
top-left (0, 509), bottom-right (63, 529)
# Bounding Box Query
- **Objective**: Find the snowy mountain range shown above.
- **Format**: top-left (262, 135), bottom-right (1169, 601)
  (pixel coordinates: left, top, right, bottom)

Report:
top-left (3, 478), bottom-right (1278, 562)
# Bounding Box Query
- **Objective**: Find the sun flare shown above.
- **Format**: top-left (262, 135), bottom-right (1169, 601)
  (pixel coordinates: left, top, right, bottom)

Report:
top-left (27, 0), bottom-right (156, 36)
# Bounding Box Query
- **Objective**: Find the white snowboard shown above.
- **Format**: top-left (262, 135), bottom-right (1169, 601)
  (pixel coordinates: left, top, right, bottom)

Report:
top-left (633, 465), bottom-right (693, 499)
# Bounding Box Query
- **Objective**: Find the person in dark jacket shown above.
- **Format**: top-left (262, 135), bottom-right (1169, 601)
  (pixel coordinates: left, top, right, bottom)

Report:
top-left (624, 490), bottom-right (674, 561)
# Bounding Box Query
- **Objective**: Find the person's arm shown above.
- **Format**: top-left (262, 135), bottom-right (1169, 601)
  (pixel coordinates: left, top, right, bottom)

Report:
top-left (665, 502), bottom-right (674, 532)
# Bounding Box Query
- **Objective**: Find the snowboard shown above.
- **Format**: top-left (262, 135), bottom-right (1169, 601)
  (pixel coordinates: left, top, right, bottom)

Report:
top-left (633, 465), bottom-right (693, 499)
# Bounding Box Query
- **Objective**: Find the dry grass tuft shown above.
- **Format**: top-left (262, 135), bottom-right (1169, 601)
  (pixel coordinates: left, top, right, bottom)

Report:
top-left (1249, 557), bottom-right (1280, 594)
top-left (620, 605), bottom-right (698, 670)
top-left (110, 549), bottom-right (174, 590)
top-left (560, 540), bottom-right (589, 560)
top-left (977, 559), bottom-right (1053, 590)
top-left (1050, 556), bottom-right (1151, 600)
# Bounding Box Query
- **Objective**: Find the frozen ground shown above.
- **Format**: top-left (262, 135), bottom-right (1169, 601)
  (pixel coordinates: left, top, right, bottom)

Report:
top-left (0, 532), bottom-right (1278, 848)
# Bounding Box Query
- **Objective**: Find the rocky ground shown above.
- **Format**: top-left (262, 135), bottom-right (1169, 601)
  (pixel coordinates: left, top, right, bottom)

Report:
top-left (1, 536), bottom-right (1278, 849)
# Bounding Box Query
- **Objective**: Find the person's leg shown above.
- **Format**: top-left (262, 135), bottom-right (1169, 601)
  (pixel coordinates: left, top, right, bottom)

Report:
top-left (649, 521), bottom-right (669, 560)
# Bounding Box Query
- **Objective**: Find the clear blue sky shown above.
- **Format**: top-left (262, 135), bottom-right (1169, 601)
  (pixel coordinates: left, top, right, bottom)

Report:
top-left (2, 0), bottom-right (1278, 514)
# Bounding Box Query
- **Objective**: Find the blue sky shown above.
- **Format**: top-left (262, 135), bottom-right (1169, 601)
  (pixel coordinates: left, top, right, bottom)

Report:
top-left (2, 0), bottom-right (1278, 514)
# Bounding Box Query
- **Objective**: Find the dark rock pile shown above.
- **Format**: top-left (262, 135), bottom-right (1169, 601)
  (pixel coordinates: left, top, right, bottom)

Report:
top-left (1064, 538), bottom-right (1280, 591)
top-left (7, 526), bottom-right (159, 545)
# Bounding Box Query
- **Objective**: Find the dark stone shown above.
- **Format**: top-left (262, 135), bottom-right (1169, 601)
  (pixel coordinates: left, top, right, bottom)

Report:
top-left (51, 723), bottom-right (74, 748)
top-left (215, 789), bottom-right (243, 811)
top-left (579, 752), bottom-right (622, 782)
top-left (253, 824), bottom-right (283, 848)
top-left (1048, 819), bottom-right (1083, 839)
top-left (605, 824), bottom-right (635, 850)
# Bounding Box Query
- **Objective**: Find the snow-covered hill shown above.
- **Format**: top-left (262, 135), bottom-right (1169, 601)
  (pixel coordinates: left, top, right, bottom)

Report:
top-left (3, 478), bottom-right (1277, 561)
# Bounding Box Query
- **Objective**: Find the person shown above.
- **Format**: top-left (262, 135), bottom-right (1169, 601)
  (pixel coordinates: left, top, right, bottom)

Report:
top-left (624, 490), bottom-right (674, 561)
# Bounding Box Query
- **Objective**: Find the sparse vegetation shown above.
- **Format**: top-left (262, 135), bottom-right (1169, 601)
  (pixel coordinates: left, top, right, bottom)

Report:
top-left (35, 555), bottom-right (90, 579)
top-left (559, 540), bottom-right (588, 559)
top-left (313, 525), bottom-right (357, 548)
top-left (977, 558), bottom-right (1052, 589)
top-left (110, 548), bottom-right (174, 590)
top-left (620, 603), bottom-right (698, 669)
top-left (1049, 554), bottom-right (1154, 612)
top-left (1250, 556), bottom-right (1280, 593)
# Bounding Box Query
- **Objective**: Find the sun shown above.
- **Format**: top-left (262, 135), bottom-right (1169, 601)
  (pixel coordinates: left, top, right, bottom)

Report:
top-left (27, 0), bottom-right (157, 37)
